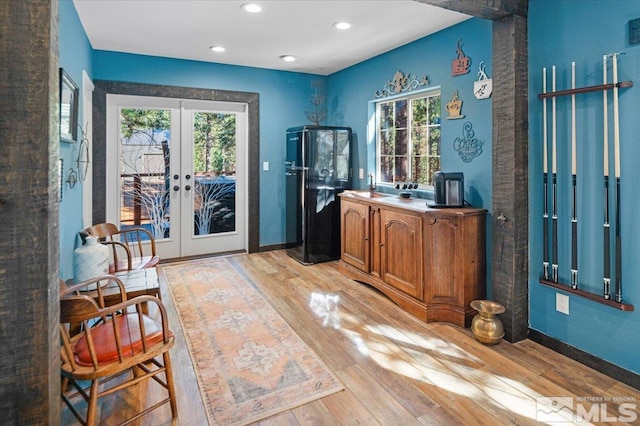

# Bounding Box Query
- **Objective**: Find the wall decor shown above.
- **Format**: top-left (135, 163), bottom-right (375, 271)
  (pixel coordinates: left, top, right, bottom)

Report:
top-left (629, 17), bottom-right (640, 45)
top-left (474, 61), bottom-right (493, 99)
top-left (451, 39), bottom-right (471, 76)
top-left (445, 89), bottom-right (465, 119)
top-left (59, 68), bottom-right (79, 143)
top-left (66, 168), bottom-right (78, 189)
top-left (77, 126), bottom-right (90, 183)
top-left (453, 122), bottom-right (484, 163)
top-left (305, 79), bottom-right (327, 125)
top-left (374, 70), bottom-right (428, 98)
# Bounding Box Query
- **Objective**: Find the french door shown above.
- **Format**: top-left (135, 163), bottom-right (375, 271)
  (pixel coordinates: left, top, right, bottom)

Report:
top-left (106, 95), bottom-right (247, 259)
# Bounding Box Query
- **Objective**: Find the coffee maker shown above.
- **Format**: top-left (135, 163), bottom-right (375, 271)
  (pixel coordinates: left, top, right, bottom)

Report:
top-left (429, 171), bottom-right (464, 207)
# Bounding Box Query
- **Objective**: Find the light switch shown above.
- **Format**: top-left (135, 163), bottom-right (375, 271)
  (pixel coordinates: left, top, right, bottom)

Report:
top-left (359, 168), bottom-right (364, 179)
top-left (263, 161), bottom-right (269, 171)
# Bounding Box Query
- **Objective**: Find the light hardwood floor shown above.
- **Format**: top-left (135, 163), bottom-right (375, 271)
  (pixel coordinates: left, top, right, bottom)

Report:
top-left (61, 250), bottom-right (640, 425)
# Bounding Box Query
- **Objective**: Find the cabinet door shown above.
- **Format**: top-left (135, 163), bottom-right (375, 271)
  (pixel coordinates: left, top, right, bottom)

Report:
top-left (380, 209), bottom-right (423, 300)
top-left (341, 200), bottom-right (370, 272)
top-left (424, 216), bottom-right (459, 304)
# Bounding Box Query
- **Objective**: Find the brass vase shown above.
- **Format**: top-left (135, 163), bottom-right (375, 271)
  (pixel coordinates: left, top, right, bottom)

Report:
top-left (470, 300), bottom-right (505, 345)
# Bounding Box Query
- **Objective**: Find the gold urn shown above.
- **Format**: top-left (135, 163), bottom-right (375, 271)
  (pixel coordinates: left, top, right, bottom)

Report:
top-left (470, 300), bottom-right (505, 345)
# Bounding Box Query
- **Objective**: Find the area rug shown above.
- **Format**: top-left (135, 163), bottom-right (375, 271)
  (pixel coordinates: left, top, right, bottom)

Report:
top-left (160, 257), bottom-right (343, 425)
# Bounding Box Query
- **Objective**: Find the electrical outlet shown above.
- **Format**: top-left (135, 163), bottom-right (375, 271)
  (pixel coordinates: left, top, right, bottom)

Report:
top-left (556, 293), bottom-right (569, 315)
top-left (359, 168), bottom-right (364, 179)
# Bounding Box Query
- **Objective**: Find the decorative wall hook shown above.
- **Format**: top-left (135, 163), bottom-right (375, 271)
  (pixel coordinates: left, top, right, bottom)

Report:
top-left (474, 61), bottom-right (493, 99)
top-left (451, 39), bottom-right (471, 76)
top-left (374, 70), bottom-right (429, 98)
top-left (445, 89), bottom-right (465, 120)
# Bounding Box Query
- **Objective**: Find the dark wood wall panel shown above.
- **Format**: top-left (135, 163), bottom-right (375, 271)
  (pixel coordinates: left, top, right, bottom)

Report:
top-left (0, 1), bottom-right (60, 424)
top-left (416, 0), bottom-right (527, 19)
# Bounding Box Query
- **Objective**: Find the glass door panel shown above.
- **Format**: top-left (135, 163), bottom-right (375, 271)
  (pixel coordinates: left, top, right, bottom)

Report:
top-left (107, 95), bottom-right (247, 260)
top-left (192, 111), bottom-right (236, 237)
top-left (180, 100), bottom-right (246, 256)
top-left (118, 108), bottom-right (172, 240)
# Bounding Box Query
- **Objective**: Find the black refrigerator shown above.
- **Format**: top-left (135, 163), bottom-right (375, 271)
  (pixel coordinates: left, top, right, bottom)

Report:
top-left (285, 126), bottom-right (352, 264)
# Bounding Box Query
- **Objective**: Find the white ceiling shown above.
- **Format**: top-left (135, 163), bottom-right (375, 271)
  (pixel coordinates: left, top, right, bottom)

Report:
top-left (73, 0), bottom-right (471, 75)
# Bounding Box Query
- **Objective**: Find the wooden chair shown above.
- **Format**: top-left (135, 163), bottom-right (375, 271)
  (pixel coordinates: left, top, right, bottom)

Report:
top-left (81, 223), bottom-right (160, 273)
top-left (60, 275), bottom-right (177, 425)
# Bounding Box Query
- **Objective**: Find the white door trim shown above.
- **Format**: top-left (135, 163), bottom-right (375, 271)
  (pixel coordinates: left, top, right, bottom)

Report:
top-left (81, 71), bottom-right (94, 228)
top-left (105, 94), bottom-right (248, 259)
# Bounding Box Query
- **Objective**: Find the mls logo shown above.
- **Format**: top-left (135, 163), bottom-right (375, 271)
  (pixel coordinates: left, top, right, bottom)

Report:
top-left (536, 397), bottom-right (574, 422)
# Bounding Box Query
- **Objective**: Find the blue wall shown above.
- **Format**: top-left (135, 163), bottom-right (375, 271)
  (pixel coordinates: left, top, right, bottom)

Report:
top-left (91, 51), bottom-right (324, 250)
top-left (328, 18), bottom-right (494, 295)
top-left (529, 0), bottom-right (640, 374)
top-left (59, 0), bottom-right (93, 279)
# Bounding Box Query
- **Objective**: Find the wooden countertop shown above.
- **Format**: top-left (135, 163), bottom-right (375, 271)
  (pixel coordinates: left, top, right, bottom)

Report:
top-left (339, 190), bottom-right (487, 216)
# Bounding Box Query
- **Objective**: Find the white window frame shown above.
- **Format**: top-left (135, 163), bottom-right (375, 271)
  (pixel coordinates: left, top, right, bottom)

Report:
top-left (375, 88), bottom-right (441, 188)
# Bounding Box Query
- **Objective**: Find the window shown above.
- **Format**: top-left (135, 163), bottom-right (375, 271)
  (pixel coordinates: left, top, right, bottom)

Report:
top-left (376, 90), bottom-right (441, 186)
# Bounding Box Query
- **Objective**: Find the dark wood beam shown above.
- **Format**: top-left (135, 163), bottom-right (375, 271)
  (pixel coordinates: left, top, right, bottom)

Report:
top-left (0, 1), bottom-right (60, 424)
top-left (416, 0), bottom-right (530, 342)
top-left (413, 0), bottom-right (528, 19)
top-left (491, 14), bottom-right (529, 342)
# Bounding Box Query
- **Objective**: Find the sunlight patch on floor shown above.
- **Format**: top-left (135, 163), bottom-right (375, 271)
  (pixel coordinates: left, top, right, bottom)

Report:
top-left (313, 295), bottom-right (547, 423)
top-left (303, 290), bottom-right (571, 423)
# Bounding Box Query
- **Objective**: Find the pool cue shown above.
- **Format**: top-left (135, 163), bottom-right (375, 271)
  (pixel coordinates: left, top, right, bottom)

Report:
top-left (603, 55), bottom-right (611, 300)
top-left (612, 52), bottom-right (622, 303)
top-left (543, 67), bottom-right (550, 281)
top-left (552, 65), bottom-right (559, 283)
top-left (570, 62), bottom-right (578, 289)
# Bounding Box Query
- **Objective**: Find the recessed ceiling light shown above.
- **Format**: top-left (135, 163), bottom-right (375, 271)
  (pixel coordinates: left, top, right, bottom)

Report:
top-left (241, 3), bottom-right (262, 13)
top-left (280, 55), bottom-right (296, 62)
top-left (209, 45), bottom-right (226, 53)
top-left (334, 21), bottom-right (352, 30)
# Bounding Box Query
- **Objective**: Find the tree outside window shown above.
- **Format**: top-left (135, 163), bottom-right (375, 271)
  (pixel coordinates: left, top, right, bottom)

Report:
top-left (376, 90), bottom-right (441, 186)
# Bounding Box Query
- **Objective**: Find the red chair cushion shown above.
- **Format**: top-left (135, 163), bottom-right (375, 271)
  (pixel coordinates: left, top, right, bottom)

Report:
top-left (73, 313), bottom-right (170, 366)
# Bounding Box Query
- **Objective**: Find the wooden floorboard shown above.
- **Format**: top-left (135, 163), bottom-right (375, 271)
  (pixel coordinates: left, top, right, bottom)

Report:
top-left (61, 250), bottom-right (640, 425)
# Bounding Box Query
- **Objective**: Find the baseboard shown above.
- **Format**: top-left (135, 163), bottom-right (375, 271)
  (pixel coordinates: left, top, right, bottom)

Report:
top-left (258, 243), bottom-right (287, 252)
top-left (160, 249), bottom-right (246, 264)
top-left (528, 329), bottom-right (640, 390)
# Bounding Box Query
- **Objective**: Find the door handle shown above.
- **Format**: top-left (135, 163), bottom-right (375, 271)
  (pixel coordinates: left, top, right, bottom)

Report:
top-left (173, 185), bottom-right (180, 191)
top-left (185, 185), bottom-right (191, 191)
top-left (185, 174), bottom-right (191, 180)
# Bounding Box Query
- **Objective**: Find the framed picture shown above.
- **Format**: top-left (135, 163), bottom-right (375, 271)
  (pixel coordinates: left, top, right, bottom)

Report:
top-left (59, 68), bottom-right (79, 143)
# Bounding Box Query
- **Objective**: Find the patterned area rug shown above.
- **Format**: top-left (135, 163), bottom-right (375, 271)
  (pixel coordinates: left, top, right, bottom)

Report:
top-left (160, 257), bottom-right (343, 425)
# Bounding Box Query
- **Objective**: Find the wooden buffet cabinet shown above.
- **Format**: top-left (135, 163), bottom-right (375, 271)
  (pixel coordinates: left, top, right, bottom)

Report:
top-left (338, 191), bottom-right (487, 327)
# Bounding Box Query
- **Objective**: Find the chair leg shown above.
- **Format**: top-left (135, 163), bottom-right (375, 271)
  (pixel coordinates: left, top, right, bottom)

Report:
top-left (61, 376), bottom-right (69, 393)
top-left (86, 379), bottom-right (100, 426)
top-left (163, 351), bottom-right (178, 418)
